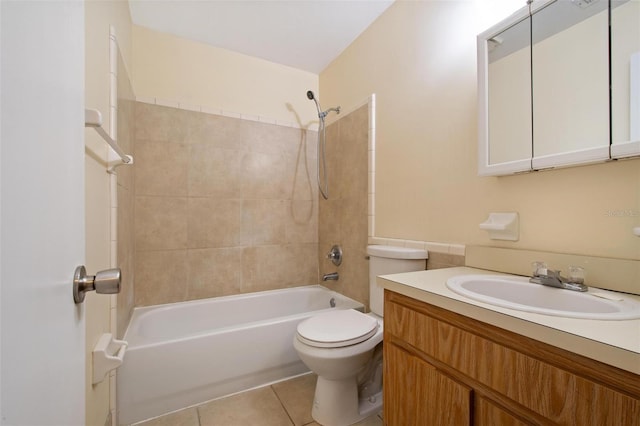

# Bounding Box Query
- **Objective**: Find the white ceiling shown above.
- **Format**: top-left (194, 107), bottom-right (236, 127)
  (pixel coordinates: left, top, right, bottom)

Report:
top-left (128, 0), bottom-right (395, 74)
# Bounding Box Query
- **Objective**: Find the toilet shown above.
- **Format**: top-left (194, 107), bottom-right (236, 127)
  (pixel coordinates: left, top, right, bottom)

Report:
top-left (293, 245), bottom-right (428, 426)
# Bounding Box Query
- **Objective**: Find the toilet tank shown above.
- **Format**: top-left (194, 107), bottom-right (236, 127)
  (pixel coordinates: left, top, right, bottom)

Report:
top-left (367, 245), bottom-right (428, 316)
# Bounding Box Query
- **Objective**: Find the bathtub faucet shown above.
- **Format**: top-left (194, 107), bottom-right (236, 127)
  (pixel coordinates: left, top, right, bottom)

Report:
top-left (323, 272), bottom-right (339, 281)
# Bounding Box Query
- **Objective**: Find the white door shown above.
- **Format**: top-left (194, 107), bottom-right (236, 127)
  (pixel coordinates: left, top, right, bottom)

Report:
top-left (1, 1), bottom-right (86, 424)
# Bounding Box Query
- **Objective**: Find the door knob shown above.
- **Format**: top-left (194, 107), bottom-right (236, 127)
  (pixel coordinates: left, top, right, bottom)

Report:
top-left (73, 265), bottom-right (121, 304)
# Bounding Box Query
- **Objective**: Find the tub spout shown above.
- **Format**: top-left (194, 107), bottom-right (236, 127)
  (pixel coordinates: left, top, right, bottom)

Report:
top-left (323, 272), bottom-right (339, 281)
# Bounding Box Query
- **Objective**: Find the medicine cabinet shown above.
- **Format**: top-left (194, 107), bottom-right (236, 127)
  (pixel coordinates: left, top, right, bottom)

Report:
top-left (478, 0), bottom-right (640, 176)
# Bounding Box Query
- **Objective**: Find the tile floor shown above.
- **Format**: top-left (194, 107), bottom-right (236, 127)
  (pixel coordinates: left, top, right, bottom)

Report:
top-left (133, 373), bottom-right (383, 426)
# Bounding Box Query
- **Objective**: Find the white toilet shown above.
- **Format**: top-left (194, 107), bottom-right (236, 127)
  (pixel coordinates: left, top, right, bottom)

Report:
top-left (293, 245), bottom-right (428, 426)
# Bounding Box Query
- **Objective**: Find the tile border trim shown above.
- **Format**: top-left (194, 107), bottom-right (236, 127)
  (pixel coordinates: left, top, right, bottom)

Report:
top-left (368, 236), bottom-right (466, 256)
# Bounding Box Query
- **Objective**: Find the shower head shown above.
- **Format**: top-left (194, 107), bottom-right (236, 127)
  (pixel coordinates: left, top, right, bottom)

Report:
top-left (307, 89), bottom-right (323, 118)
top-left (306, 90), bottom-right (340, 120)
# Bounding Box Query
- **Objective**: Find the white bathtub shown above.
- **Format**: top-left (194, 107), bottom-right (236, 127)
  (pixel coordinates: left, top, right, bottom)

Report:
top-left (117, 285), bottom-right (364, 425)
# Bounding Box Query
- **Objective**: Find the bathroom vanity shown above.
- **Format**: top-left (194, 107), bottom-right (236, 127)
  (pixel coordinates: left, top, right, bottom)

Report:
top-left (379, 267), bottom-right (640, 425)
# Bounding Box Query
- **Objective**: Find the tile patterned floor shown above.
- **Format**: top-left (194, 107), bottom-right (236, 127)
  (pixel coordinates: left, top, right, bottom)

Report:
top-left (133, 373), bottom-right (383, 426)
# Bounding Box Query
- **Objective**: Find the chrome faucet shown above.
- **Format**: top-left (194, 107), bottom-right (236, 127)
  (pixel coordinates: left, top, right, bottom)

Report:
top-left (529, 262), bottom-right (588, 292)
top-left (323, 272), bottom-right (339, 281)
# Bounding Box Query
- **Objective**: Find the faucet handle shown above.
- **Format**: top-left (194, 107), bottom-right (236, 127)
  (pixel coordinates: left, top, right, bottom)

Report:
top-left (326, 245), bottom-right (343, 266)
top-left (568, 266), bottom-right (585, 284)
top-left (531, 261), bottom-right (548, 277)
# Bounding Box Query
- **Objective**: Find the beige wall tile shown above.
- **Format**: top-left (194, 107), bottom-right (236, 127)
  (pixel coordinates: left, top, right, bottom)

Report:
top-left (241, 150), bottom-right (289, 199)
top-left (243, 120), bottom-right (290, 155)
top-left (135, 139), bottom-right (188, 196)
top-left (189, 112), bottom-right (247, 150)
top-left (286, 199), bottom-right (318, 244)
top-left (135, 249), bottom-right (188, 306)
top-left (304, 129), bottom-right (319, 160)
top-left (117, 185), bottom-right (135, 338)
top-left (187, 248), bottom-right (242, 300)
top-left (117, 98), bottom-right (135, 191)
top-left (135, 196), bottom-right (188, 250)
top-left (188, 144), bottom-right (243, 198)
top-left (318, 105), bottom-right (370, 308)
top-left (286, 147), bottom-right (318, 202)
top-left (339, 108), bottom-right (369, 200)
top-left (188, 198), bottom-right (241, 248)
top-left (324, 121), bottom-right (343, 200)
top-left (242, 243), bottom-right (318, 293)
top-left (426, 252), bottom-right (465, 270)
top-left (116, 66), bottom-right (136, 344)
top-left (318, 199), bottom-right (342, 245)
top-left (339, 196), bottom-right (368, 248)
top-left (133, 103), bottom-right (325, 306)
top-left (241, 199), bottom-right (287, 245)
top-left (135, 102), bottom-right (192, 144)
top-left (318, 244), bottom-right (369, 308)
top-left (287, 243), bottom-right (320, 287)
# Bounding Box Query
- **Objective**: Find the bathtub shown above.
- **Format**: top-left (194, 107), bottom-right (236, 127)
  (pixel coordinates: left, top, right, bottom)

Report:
top-left (117, 285), bottom-right (364, 425)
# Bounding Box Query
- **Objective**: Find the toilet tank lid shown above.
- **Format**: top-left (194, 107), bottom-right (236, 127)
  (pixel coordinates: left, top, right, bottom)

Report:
top-left (367, 245), bottom-right (428, 260)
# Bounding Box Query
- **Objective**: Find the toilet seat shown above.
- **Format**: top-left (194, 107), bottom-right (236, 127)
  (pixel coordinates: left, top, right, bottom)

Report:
top-left (296, 309), bottom-right (379, 348)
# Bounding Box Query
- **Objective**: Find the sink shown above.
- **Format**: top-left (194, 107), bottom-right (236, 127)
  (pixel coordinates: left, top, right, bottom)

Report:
top-left (446, 275), bottom-right (640, 320)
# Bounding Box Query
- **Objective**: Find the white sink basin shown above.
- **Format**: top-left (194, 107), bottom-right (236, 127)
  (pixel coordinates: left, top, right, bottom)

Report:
top-left (446, 275), bottom-right (640, 320)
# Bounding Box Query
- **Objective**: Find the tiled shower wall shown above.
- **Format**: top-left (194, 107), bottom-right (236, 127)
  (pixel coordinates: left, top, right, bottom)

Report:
top-left (318, 105), bottom-right (371, 308)
top-left (116, 58), bottom-right (136, 339)
top-left (132, 102), bottom-right (319, 306)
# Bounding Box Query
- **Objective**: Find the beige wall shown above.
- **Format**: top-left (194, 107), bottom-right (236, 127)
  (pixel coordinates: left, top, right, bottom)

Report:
top-left (320, 0), bottom-right (640, 261)
top-left (133, 102), bottom-right (319, 306)
top-left (85, 1), bottom-right (133, 425)
top-left (132, 25), bottom-right (319, 127)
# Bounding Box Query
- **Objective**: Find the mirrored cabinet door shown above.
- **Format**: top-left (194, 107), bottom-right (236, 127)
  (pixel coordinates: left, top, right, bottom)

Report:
top-left (611, 0), bottom-right (640, 158)
top-left (487, 17), bottom-right (532, 171)
top-left (478, 6), bottom-right (533, 176)
top-left (531, 0), bottom-right (610, 169)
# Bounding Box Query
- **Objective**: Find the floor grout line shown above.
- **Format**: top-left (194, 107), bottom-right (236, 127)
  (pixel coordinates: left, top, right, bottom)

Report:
top-left (270, 384), bottom-right (296, 426)
top-left (132, 373), bottom-right (382, 426)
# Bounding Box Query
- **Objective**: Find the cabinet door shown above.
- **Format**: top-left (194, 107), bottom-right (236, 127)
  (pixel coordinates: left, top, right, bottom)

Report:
top-left (385, 342), bottom-right (472, 426)
top-left (475, 396), bottom-right (529, 426)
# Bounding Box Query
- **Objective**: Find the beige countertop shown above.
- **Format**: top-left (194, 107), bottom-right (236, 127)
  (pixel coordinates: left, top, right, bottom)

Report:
top-left (378, 266), bottom-right (640, 375)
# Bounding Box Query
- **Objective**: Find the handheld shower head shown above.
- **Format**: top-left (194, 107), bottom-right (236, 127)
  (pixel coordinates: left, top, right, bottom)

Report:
top-left (307, 90), bottom-right (323, 118)
top-left (305, 89), bottom-right (340, 201)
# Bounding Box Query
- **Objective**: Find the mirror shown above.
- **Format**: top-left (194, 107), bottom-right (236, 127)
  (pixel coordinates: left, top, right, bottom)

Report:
top-left (478, 0), bottom-right (622, 176)
top-left (611, 0), bottom-right (640, 158)
top-left (531, 0), bottom-right (609, 168)
top-left (478, 7), bottom-right (532, 175)
top-left (487, 16), bottom-right (532, 170)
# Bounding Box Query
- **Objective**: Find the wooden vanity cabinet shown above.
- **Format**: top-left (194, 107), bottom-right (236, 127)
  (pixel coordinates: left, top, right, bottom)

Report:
top-left (383, 290), bottom-right (640, 426)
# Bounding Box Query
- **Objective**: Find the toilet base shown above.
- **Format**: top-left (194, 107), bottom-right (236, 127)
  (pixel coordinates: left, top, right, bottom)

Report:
top-left (311, 376), bottom-right (382, 426)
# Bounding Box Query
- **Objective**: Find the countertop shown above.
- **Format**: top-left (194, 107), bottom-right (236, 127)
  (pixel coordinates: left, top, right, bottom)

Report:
top-left (378, 266), bottom-right (640, 375)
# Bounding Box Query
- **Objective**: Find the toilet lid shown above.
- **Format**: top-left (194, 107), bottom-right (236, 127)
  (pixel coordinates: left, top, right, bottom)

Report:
top-left (296, 309), bottom-right (379, 348)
